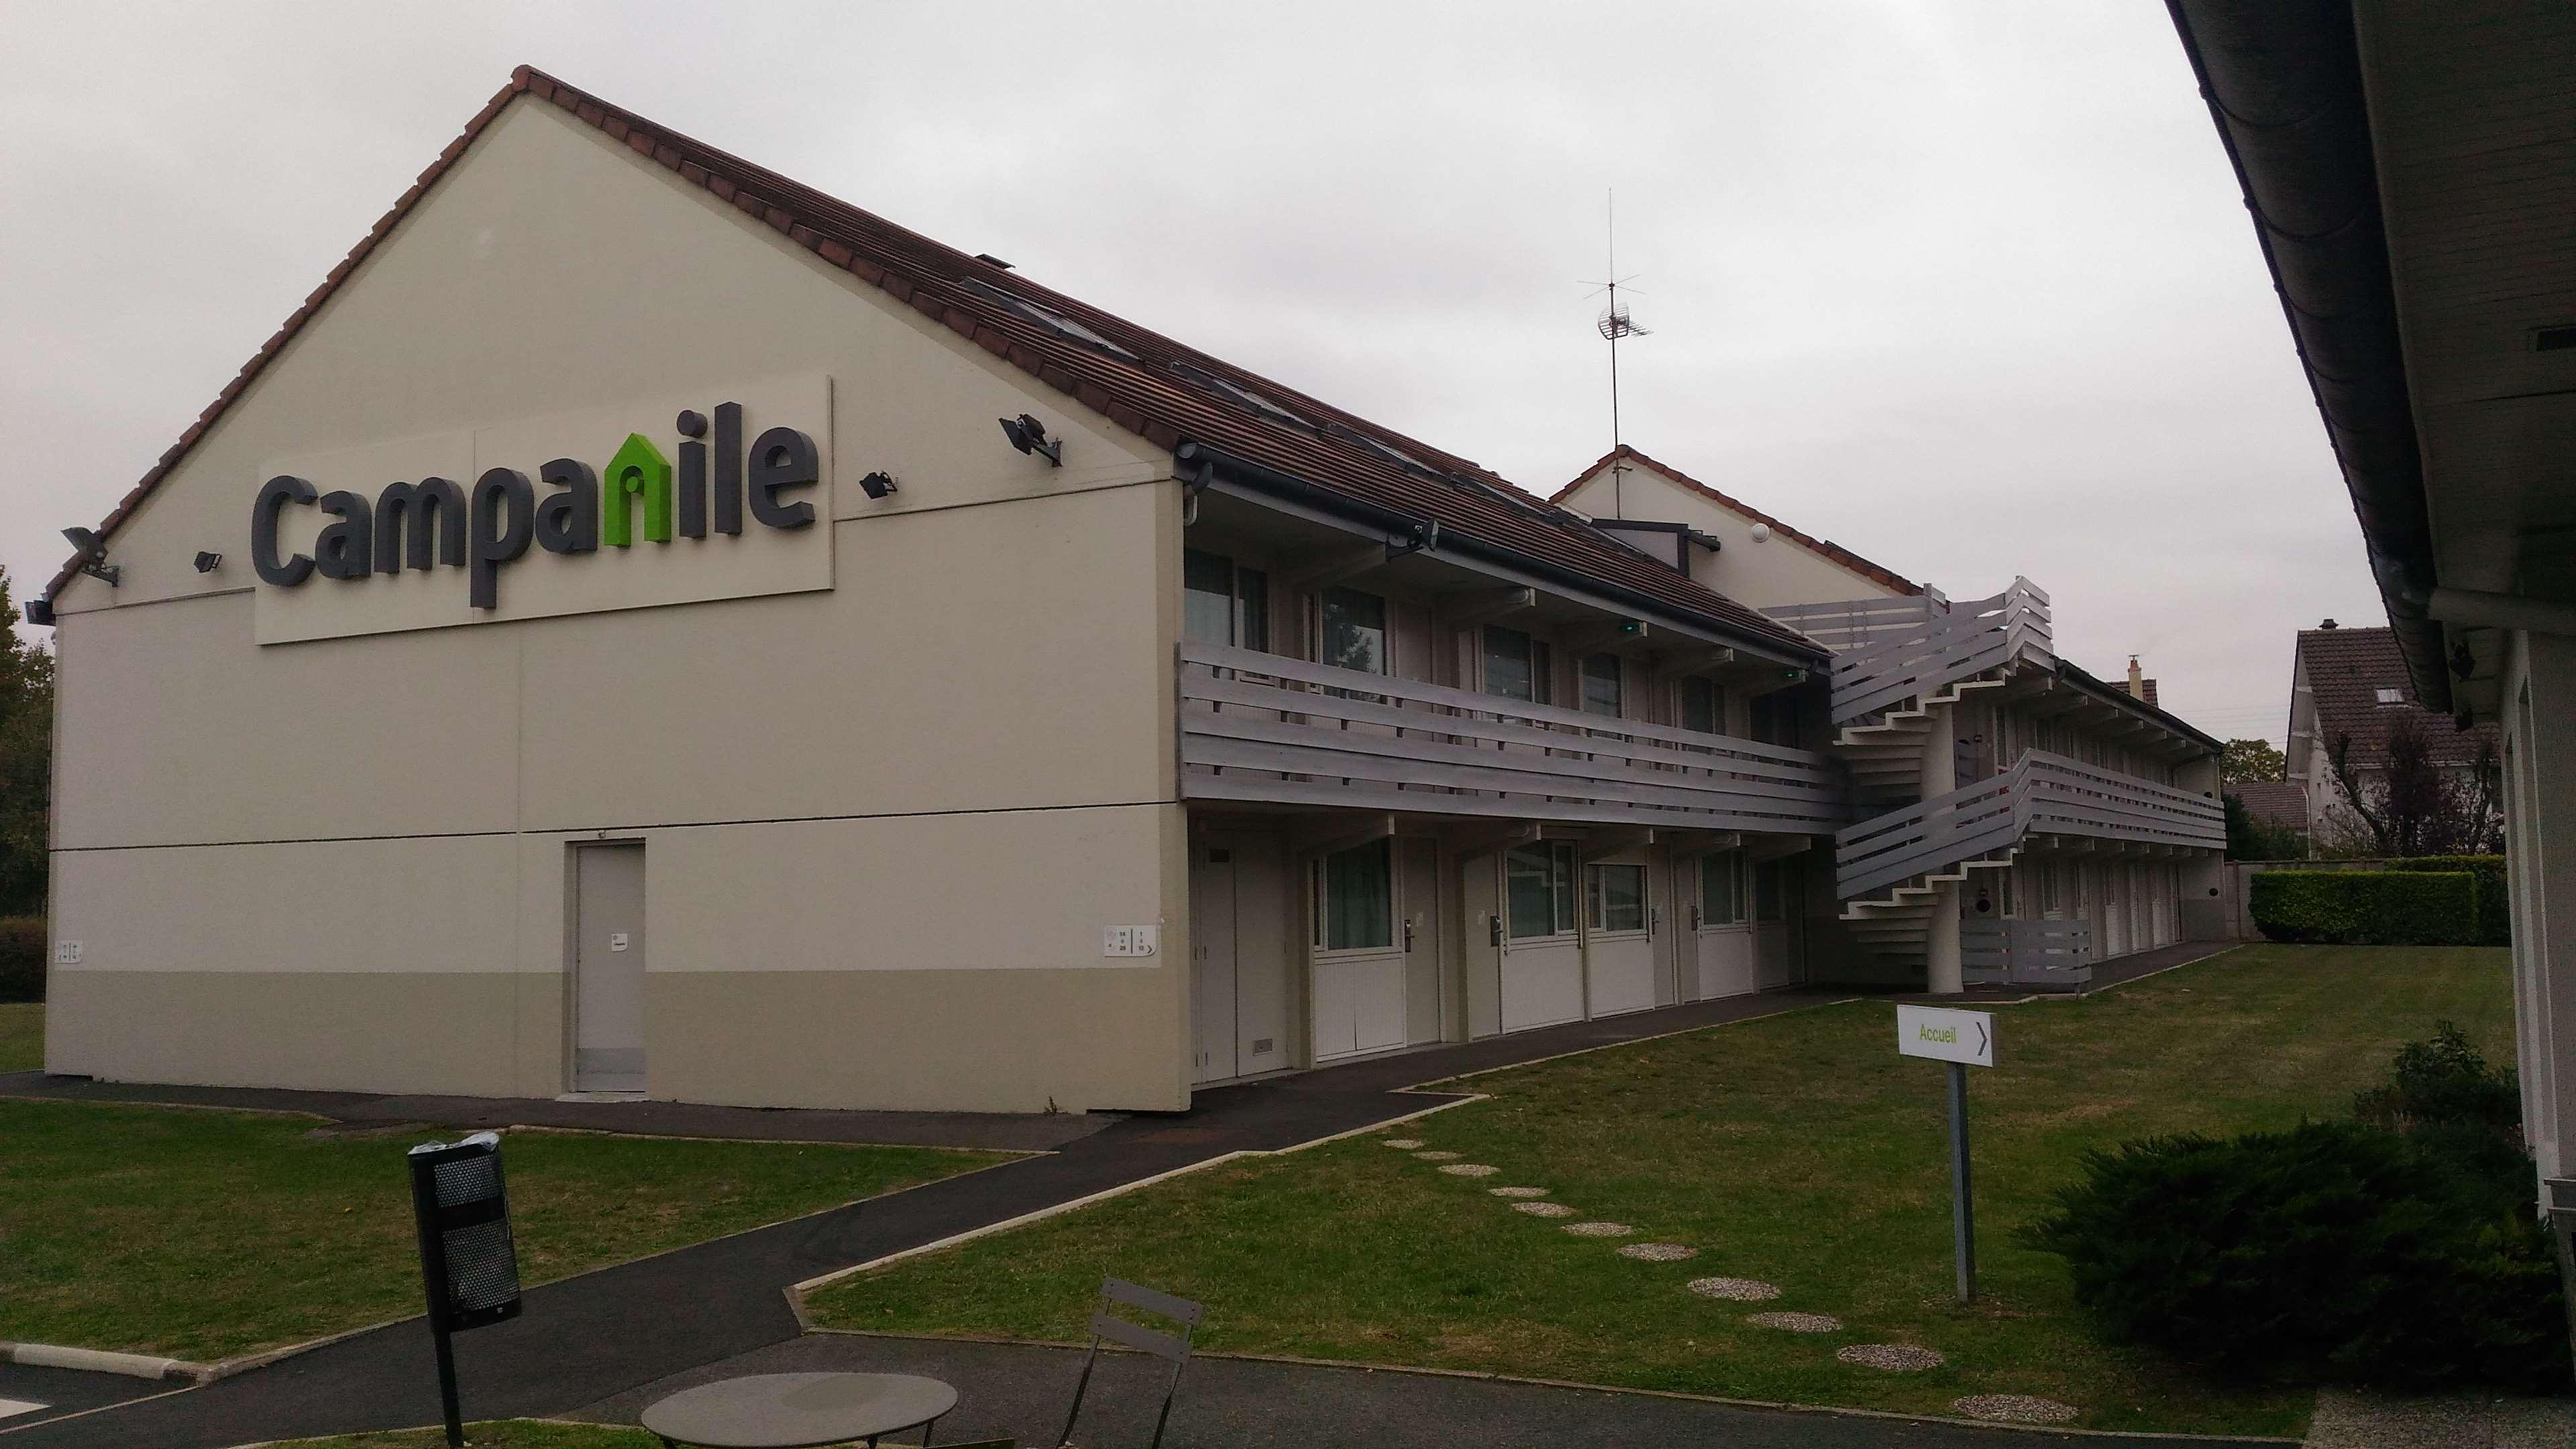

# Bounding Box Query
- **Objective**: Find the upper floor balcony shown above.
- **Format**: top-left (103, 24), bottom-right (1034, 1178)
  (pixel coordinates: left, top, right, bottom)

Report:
top-left (1179, 640), bottom-right (1850, 837)
top-left (1835, 747), bottom-right (2226, 902)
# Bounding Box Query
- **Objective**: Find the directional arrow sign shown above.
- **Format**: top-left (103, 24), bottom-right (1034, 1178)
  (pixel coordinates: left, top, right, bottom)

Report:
top-left (1897, 1004), bottom-right (1994, 1068)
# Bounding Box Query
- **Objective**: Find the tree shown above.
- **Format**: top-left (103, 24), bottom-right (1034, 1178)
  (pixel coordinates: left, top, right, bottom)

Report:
top-left (2224, 791), bottom-right (2305, 861)
top-left (2222, 737), bottom-right (2287, 784)
top-left (2324, 714), bottom-right (2501, 857)
top-left (0, 567), bottom-right (53, 916)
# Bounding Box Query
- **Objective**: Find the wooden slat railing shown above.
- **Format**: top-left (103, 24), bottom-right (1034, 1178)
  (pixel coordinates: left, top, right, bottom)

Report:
top-left (1963, 918), bottom-right (2094, 987)
top-left (1178, 641), bottom-right (1849, 835)
top-left (1835, 747), bottom-right (2222, 900)
top-left (1790, 579), bottom-right (2055, 727)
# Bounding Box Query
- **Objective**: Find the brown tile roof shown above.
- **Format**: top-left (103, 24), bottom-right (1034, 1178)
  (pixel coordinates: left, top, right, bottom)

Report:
top-left (2228, 780), bottom-right (2308, 832)
top-left (2298, 626), bottom-right (2498, 768)
top-left (45, 68), bottom-right (1825, 661)
top-left (1547, 445), bottom-right (1925, 598)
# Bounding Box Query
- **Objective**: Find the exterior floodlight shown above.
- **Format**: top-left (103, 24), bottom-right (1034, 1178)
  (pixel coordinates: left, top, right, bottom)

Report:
top-left (998, 413), bottom-right (1063, 467)
top-left (857, 471), bottom-right (898, 500)
top-left (408, 1131), bottom-right (522, 1448)
top-left (194, 551), bottom-right (223, 574)
top-left (61, 526), bottom-right (121, 586)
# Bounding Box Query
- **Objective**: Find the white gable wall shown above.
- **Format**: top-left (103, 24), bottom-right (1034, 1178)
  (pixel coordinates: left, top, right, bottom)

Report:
top-left (1558, 460), bottom-right (1912, 610)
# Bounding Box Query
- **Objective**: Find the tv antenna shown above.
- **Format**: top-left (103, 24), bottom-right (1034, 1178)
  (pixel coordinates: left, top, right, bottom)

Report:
top-left (1583, 190), bottom-right (1651, 455)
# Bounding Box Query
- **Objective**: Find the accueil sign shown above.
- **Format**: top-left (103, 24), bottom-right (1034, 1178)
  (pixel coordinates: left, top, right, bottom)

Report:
top-left (251, 376), bottom-right (834, 644)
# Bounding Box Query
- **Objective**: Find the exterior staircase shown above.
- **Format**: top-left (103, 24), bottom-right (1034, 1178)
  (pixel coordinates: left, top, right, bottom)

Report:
top-left (1768, 581), bottom-right (2057, 973)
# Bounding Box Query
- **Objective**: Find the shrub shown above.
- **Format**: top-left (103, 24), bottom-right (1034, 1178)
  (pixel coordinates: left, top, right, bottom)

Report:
top-left (2385, 855), bottom-right (2510, 945)
top-left (2021, 1120), bottom-right (2567, 1391)
top-left (2249, 869), bottom-right (2478, 945)
top-left (0, 916), bottom-right (40, 1002)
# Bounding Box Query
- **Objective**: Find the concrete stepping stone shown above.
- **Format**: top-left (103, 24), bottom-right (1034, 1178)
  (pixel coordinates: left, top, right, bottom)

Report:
top-left (1686, 1277), bottom-right (1781, 1301)
top-left (1616, 1242), bottom-right (1698, 1262)
top-left (1381, 1138), bottom-right (1424, 1149)
top-left (1411, 1150), bottom-right (1461, 1161)
top-left (1837, 1344), bottom-right (1945, 1371)
top-left (1437, 1163), bottom-right (1499, 1177)
top-left (1487, 1186), bottom-right (1550, 1199)
top-left (1513, 1201), bottom-right (1580, 1218)
top-left (1953, 1395), bottom-right (2078, 1424)
top-left (1561, 1221), bottom-right (1635, 1238)
top-left (1747, 1311), bottom-right (1842, 1333)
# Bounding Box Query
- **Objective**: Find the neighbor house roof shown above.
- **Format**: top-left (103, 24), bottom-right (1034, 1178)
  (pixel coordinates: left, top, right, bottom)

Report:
top-left (45, 67), bottom-right (1825, 662)
top-left (1547, 445), bottom-right (1925, 598)
top-left (2298, 626), bottom-right (2498, 769)
top-left (2229, 780), bottom-right (2308, 833)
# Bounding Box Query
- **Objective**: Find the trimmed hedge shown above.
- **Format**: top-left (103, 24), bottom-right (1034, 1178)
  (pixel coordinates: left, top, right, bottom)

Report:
top-left (0, 916), bottom-right (40, 1002)
top-left (2387, 855), bottom-right (2510, 946)
top-left (2250, 870), bottom-right (2479, 946)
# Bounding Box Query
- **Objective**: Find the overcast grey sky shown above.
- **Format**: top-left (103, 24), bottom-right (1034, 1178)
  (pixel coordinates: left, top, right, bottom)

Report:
top-left (0, 1), bottom-right (2379, 745)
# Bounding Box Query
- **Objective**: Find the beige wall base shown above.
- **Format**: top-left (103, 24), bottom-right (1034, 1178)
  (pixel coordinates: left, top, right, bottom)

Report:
top-left (648, 967), bottom-right (1185, 1114)
top-left (45, 970), bottom-right (560, 1098)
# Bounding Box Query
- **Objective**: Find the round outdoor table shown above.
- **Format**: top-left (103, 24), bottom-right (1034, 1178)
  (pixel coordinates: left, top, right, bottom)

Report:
top-left (641, 1371), bottom-right (959, 1448)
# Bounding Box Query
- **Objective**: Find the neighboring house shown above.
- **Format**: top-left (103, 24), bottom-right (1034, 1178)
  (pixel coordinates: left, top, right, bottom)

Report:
top-left (2227, 780), bottom-right (2311, 851)
top-left (1556, 447), bottom-right (2228, 993)
top-left (2286, 621), bottom-right (2500, 849)
top-left (32, 69), bottom-right (2223, 1116)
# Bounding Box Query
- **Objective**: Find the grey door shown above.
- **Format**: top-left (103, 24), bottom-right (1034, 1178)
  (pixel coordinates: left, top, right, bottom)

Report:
top-left (573, 844), bottom-right (647, 1093)
top-left (1190, 845), bottom-right (1239, 1084)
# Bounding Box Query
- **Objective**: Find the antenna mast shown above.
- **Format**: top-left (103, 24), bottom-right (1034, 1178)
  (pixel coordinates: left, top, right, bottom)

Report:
top-left (1591, 191), bottom-right (1650, 457)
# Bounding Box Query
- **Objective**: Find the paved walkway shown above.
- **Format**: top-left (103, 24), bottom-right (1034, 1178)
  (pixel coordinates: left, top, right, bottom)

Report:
top-left (2304, 1387), bottom-right (2576, 1448)
top-left (566, 1331), bottom-right (2287, 1449)
top-left (0, 987), bottom-right (1847, 1448)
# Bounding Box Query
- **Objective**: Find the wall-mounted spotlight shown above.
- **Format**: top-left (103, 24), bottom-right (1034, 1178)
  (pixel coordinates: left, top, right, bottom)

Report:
top-left (194, 551), bottom-right (224, 574)
top-left (62, 526), bottom-right (120, 586)
top-left (998, 413), bottom-right (1063, 468)
top-left (857, 471), bottom-right (898, 500)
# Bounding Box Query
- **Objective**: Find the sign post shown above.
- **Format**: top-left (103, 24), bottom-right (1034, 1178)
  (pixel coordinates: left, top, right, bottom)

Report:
top-left (1896, 1004), bottom-right (1993, 1305)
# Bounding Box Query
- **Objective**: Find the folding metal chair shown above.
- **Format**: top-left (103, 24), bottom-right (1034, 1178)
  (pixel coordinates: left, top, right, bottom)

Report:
top-left (1056, 1277), bottom-right (1203, 1449)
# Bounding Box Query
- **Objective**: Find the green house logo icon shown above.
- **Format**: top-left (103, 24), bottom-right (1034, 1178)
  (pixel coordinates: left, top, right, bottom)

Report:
top-left (601, 432), bottom-right (673, 547)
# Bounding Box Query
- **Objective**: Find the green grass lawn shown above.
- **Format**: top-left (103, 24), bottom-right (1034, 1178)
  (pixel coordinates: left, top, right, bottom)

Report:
top-left (0, 1002), bottom-right (42, 1071)
top-left (262, 1423), bottom-right (649, 1448)
top-left (814, 945), bottom-right (2514, 1437)
top-left (0, 1099), bottom-right (1012, 1363)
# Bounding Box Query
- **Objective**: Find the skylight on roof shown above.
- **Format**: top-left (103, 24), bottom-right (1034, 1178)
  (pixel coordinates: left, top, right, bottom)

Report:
top-left (957, 278), bottom-right (1135, 360)
top-left (1169, 361), bottom-right (1310, 427)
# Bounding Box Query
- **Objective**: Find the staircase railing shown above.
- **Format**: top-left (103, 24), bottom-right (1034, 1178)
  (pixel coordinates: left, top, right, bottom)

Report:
top-left (1788, 579), bottom-right (2055, 727)
top-left (1835, 747), bottom-right (2223, 901)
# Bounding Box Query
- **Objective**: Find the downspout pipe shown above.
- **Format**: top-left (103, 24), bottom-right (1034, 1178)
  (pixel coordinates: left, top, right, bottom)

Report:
top-left (1174, 441), bottom-right (1826, 669)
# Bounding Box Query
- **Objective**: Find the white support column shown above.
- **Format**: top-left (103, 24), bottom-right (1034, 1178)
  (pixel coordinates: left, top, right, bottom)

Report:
top-left (2507, 630), bottom-right (2576, 1191)
top-left (1922, 702), bottom-right (1964, 994)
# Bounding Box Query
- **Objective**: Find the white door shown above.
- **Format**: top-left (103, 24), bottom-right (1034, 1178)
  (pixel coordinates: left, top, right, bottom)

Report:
top-left (1401, 840), bottom-right (1445, 1044)
top-left (1753, 855), bottom-right (1806, 989)
top-left (1190, 835), bottom-right (1290, 1084)
top-left (1582, 860), bottom-right (1658, 1017)
top-left (572, 844), bottom-right (647, 1093)
top-left (1311, 837), bottom-right (1406, 1061)
top-left (1692, 853), bottom-right (1759, 999)
top-left (1500, 843), bottom-right (1583, 1031)
top-left (1191, 843), bottom-right (1239, 1084)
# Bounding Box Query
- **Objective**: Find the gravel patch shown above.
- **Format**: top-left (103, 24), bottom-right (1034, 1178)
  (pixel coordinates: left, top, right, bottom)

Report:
top-left (1513, 1201), bottom-right (1580, 1218)
top-left (1746, 1311), bottom-right (1843, 1334)
top-left (1487, 1186), bottom-right (1550, 1199)
top-left (1837, 1343), bottom-right (1945, 1372)
top-left (1437, 1163), bottom-right (1499, 1177)
top-left (1953, 1395), bottom-right (2078, 1424)
top-left (1381, 1138), bottom-right (1424, 1150)
top-left (1616, 1242), bottom-right (1698, 1262)
top-left (1411, 1150), bottom-right (1461, 1161)
top-left (1560, 1221), bottom-right (1635, 1238)
top-left (1685, 1277), bottom-right (1782, 1301)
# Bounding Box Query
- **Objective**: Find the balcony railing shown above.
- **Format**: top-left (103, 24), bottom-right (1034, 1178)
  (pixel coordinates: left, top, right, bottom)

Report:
top-left (1835, 747), bottom-right (2224, 900)
top-left (1776, 579), bottom-right (2055, 727)
top-left (1179, 641), bottom-right (1849, 835)
top-left (1963, 918), bottom-right (2094, 989)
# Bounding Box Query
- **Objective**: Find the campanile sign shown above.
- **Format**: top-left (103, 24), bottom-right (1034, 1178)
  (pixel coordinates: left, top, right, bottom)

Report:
top-left (251, 374), bottom-right (833, 644)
